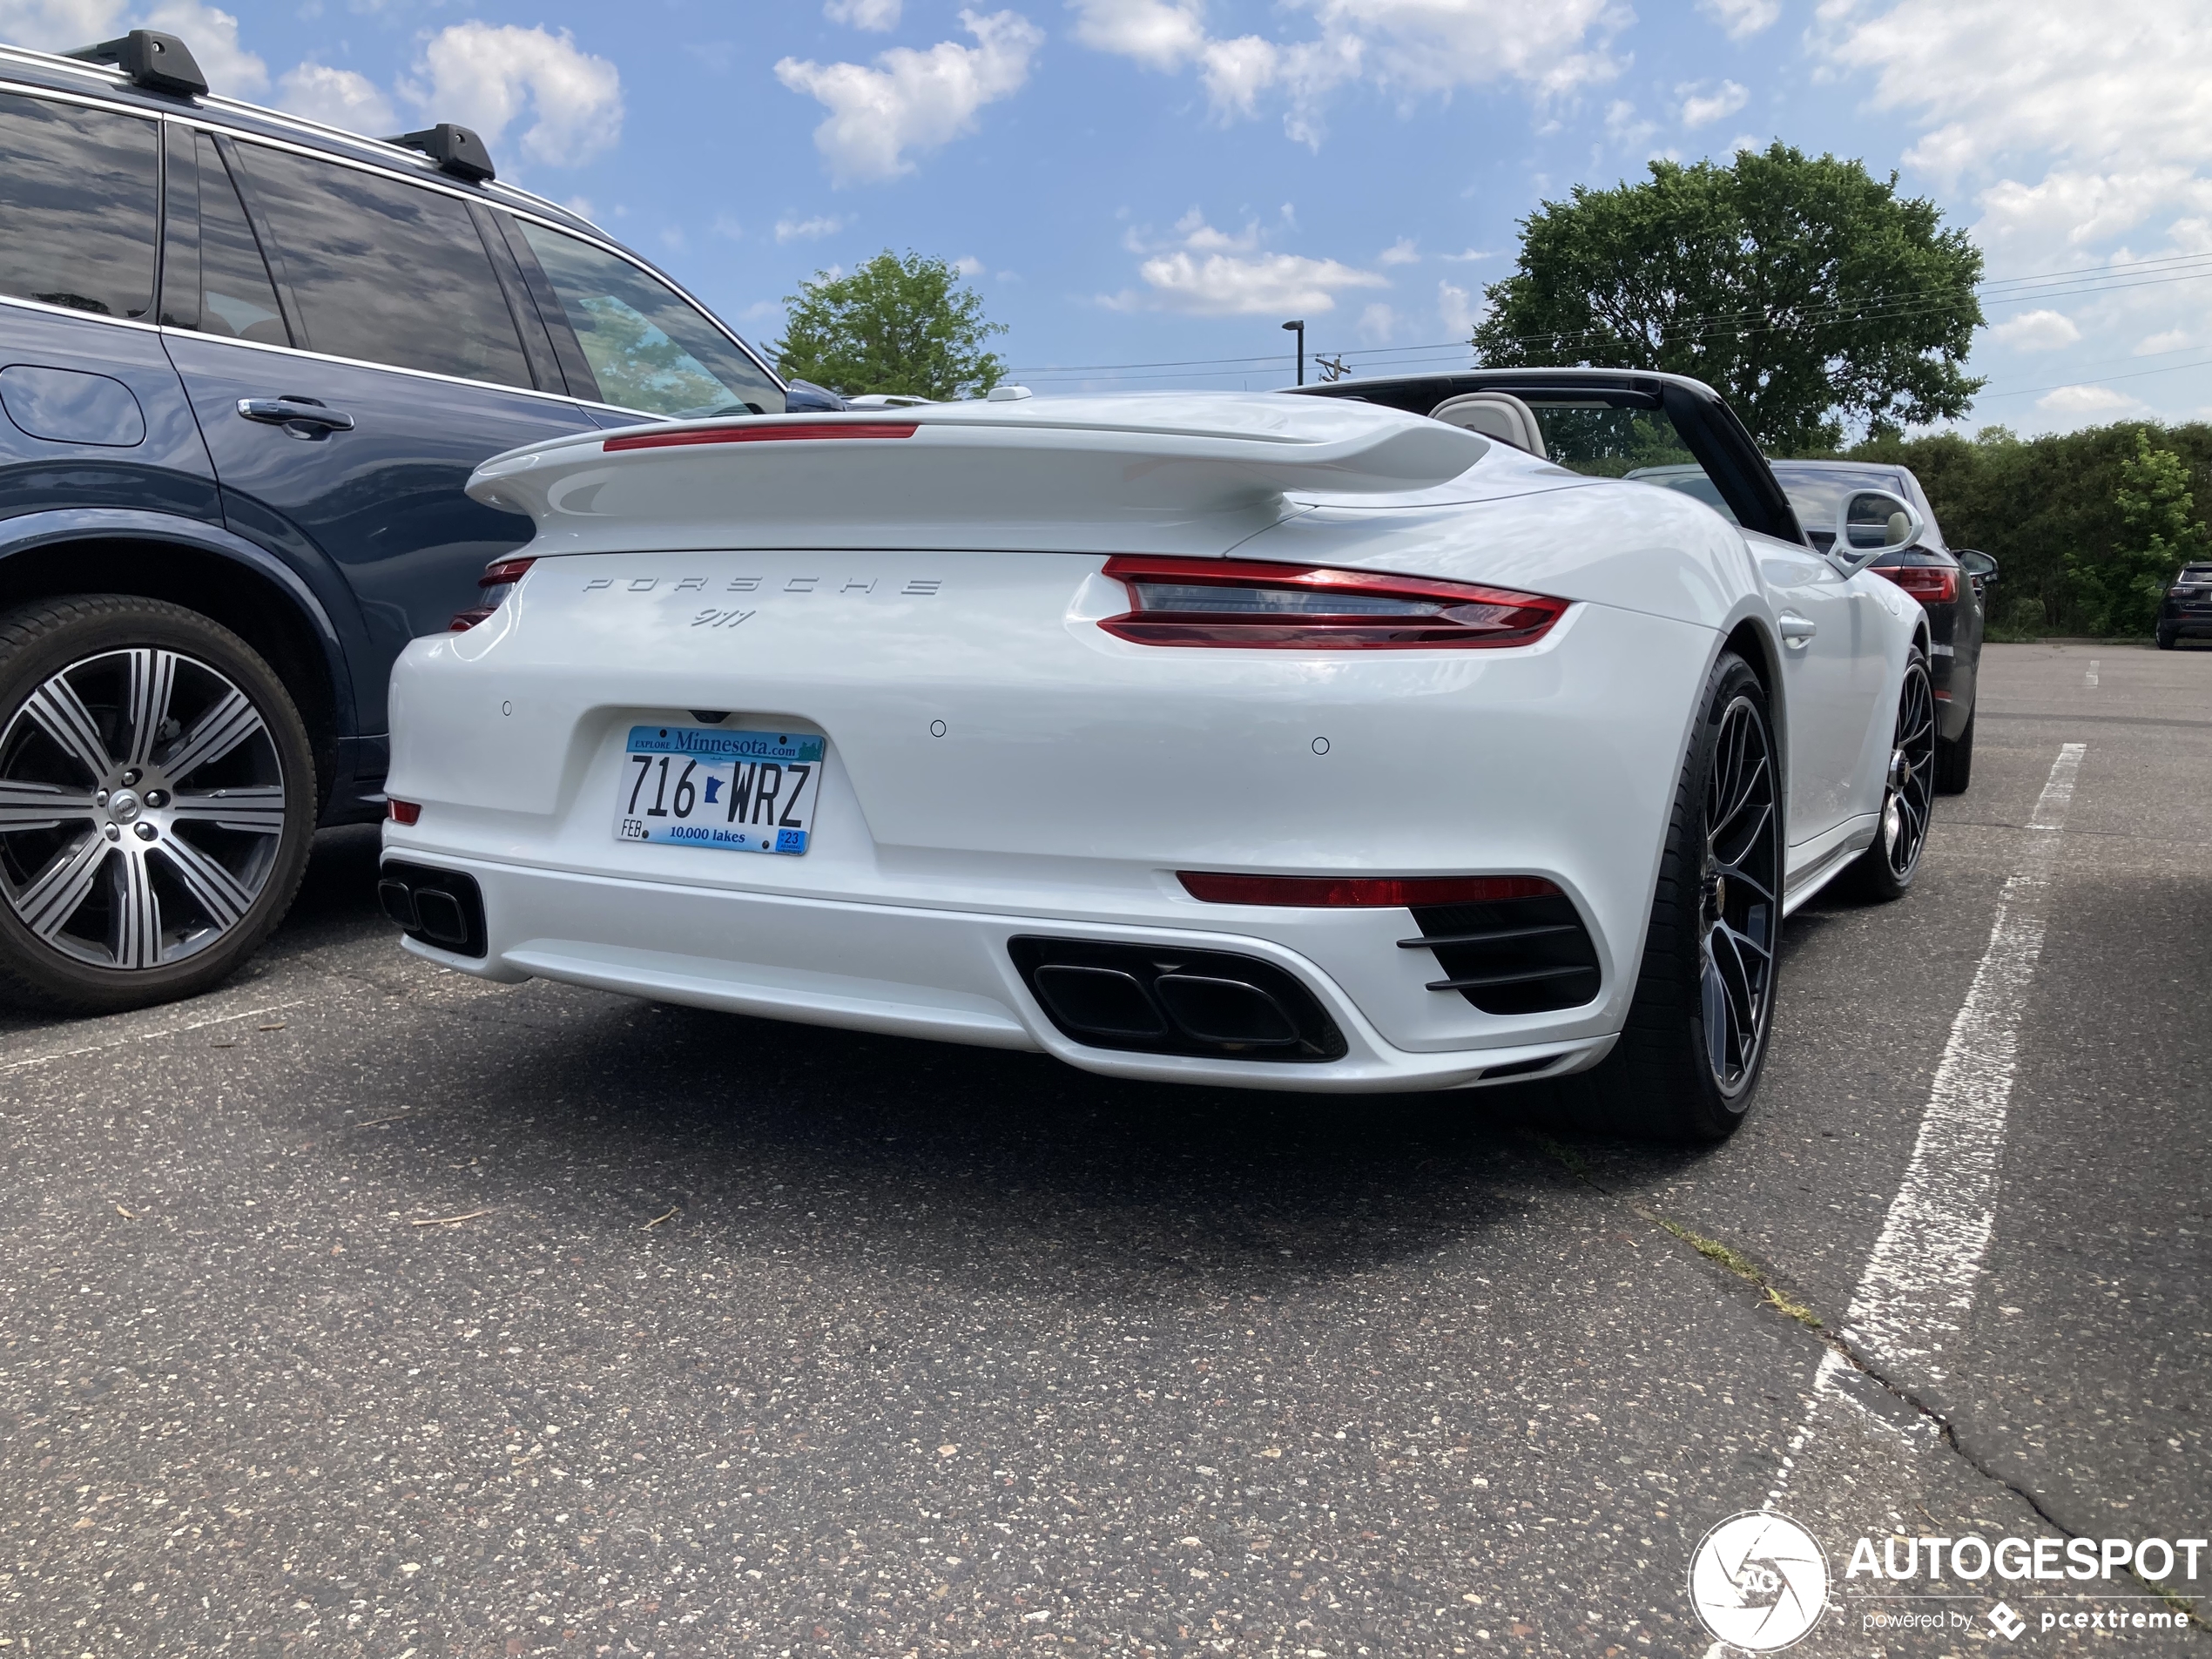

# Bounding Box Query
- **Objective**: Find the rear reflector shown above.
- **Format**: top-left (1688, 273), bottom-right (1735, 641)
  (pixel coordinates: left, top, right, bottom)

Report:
top-left (1179, 872), bottom-right (1561, 907)
top-left (1875, 563), bottom-right (1959, 605)
top-left (387, 799), bottom-right (421, 826)
top-left (1100, 555), bottom-right (1567, 649)
top-left (603, 421), bottom-right (919, 452)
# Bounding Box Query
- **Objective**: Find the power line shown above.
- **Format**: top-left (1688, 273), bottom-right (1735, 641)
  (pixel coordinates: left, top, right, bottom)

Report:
top-left (1008, 251), bottom-right (2212, 382)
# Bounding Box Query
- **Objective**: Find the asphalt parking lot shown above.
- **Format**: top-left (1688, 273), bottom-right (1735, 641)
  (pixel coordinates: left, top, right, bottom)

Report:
top-left (1, 640), bottom-right (2205, 1658)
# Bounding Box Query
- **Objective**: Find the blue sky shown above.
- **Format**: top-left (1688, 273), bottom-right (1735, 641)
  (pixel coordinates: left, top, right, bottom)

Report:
top-left (10, 0), bottom-right (2211, 430)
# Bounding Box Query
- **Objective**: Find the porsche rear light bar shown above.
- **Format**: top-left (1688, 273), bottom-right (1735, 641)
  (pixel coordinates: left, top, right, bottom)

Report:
top-left (602, 421), bottom-right (919, 452)
top-left (1100, 555), bottom-right (1568, 649)
top-left (449, 556), bottom-right (535, 631)
top-left (1875, 563), bottom-right (1959, 605)
top-left (1179, 873), bottom-right (1561, 907)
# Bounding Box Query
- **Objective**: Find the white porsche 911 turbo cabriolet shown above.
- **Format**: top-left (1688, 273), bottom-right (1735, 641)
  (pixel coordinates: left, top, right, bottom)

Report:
top-left (378, 369), bottom-right (1938, 1140)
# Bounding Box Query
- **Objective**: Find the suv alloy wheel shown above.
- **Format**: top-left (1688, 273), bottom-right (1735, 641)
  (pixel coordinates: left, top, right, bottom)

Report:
top-left (0, 596), bottom-right (315, 1011)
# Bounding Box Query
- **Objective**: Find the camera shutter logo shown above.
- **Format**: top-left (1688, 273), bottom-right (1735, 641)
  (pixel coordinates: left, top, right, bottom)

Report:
top-left (1689, 1512), bottom-right (1831, 1650)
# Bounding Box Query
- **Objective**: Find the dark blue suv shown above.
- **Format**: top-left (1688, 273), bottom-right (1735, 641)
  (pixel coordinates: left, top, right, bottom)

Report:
top-left (0, 30), bottom-right (802, 1013)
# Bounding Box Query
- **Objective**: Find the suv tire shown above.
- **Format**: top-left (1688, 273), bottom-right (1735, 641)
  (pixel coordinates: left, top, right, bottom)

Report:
top-left (1935, 704), bottom-right (1974, 795)
top-left (0, 596), bottom-right (316, 1013)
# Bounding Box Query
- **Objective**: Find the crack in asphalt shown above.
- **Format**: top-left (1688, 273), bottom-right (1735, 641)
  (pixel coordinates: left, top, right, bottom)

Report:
top-left (1525, 1133), bottom-right (2207, 1635)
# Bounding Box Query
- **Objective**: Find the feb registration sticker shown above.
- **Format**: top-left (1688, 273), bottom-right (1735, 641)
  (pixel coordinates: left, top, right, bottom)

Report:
top-left (614, 725), bottom-right (823, 854)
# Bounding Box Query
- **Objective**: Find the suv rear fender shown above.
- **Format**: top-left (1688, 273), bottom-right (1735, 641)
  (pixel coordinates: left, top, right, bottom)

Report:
top-left (0, 507), bottom-right (361, 813)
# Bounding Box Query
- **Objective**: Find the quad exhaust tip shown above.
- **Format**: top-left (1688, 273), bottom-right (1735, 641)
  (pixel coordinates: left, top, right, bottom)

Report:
top-left (1009, 937), bottom-right (1345, 1062)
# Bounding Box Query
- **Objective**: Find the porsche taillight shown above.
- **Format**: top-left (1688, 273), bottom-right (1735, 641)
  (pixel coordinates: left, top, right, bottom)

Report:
top-left (449, 556), bottom-right (536, 631)
top-left (1875, 563), bottom-right (1958, 605)
top-left (1098, 556), bottom-right (1568, 649)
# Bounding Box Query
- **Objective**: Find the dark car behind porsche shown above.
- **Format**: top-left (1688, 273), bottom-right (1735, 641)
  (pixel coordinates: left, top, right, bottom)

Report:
top-left (2158, 563), bottom-right (2212, 649)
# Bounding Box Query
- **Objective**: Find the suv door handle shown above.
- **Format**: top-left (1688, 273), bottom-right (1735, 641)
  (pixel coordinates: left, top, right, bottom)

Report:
top-left (236, 396), bottom-right (355, 435)
top-left (1778, 613), bottom-right (1817, 645)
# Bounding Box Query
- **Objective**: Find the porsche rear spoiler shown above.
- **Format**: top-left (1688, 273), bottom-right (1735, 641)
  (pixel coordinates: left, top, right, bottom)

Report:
top-left (465, 394), bottom-right (1488, 556)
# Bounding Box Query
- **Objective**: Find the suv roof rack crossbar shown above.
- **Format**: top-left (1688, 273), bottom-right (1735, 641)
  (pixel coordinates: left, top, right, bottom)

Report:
top-left (64, 29), bottom-right (208, 97)
top-left (383, 123), bottom-right (496, 183)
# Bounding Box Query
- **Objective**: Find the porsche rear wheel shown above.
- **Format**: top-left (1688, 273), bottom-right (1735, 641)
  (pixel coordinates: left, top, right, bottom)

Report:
top-left (1573, 651), bottom-right (1781, 1143)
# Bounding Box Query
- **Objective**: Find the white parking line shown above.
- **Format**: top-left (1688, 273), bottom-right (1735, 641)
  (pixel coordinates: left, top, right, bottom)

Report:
top-left (1767, 742), bottom-right (2086, 1506)
top-left (0, 998), bottom-right (310, 1075)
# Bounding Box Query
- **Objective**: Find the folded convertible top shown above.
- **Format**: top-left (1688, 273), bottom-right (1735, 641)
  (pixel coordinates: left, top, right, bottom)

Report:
top-left (465, 392), bottom-right (1493, 556)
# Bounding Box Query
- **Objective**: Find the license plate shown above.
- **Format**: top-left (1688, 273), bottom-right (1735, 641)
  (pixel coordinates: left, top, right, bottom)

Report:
top-left (613, 725), bottom-right (823, 854)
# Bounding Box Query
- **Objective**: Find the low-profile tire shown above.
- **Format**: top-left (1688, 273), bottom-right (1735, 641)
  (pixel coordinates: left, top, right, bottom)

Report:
top-left (2156, 629), bottom-right (2177, 651)
top-left (1844, 648), bottom-right (1936, 902)
top-left (0, 595), bottom-right (316, 1014)
top-left (1567, 650), bottom-right (1782, 1144)
top-left (1935, 703), bottom-right (1974, 795)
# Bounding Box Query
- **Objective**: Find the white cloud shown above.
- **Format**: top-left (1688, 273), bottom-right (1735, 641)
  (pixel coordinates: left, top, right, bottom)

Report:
top-left (402, 24), bottom-right (622, 168)
top-left (1070, 0), bottom-right (1624, 145)
top-left (1816, 1), bottom-right (2212, 421)
top-left (1378, 237), bottom-right (1420, 266)
top-left (0, 0), bottom-right (263, 93)
top-left (0, 0), bottom-right (116, 50)
top-left (954, 254), bottom-right (986, 276)
top-left (776, 8), bottom-right (1041, 185)
top-left (2035, 383), bottom-right (2143, 415)
top-left (1106, 212), bottom-right (1386, 314)
top-left (1069, 0), bottom-right (1207, 68)
top-left (1440, 247), bottom-right (1495, 262)
top-left (1438, 277), bottom-right (1480, 335)
top-left (1698, 0), bottom-right (1779, 37)
top-left (1820, 0), bottom-right (2212, 184)
top-left (276, 63), bottom-right (397, 135)
top-left (1677, 78), bottom-right (1748, 129)
top-left (1986, 308), bottom-right (2081, 351)
top-left (711, 212), bottom-right (744, 240)
top-left (1355, 301), bottom-right (1398, 344)
top-left (775, 213), bottom-right (847, 242)
top-left (1603, 98), bottom-right (1656, 149)
top-left (826, 0), bottom-right (902, 28)
top-left (2136, 328), bottom-right (2194, 354)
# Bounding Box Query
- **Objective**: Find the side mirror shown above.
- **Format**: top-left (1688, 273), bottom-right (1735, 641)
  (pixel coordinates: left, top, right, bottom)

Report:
top-left (1833, 489), bottom-right (1925, 574)
top-left (1958, 549), bottom-right (1999, 586)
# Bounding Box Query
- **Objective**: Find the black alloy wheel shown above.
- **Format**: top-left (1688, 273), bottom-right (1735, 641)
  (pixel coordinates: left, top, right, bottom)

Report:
top-left (1568, 651), bottom-right (1781, 1142)
top-left (1848, 650), bottom-right (1935, 901)
top-left (0, 597), bottom-right (315, 1013)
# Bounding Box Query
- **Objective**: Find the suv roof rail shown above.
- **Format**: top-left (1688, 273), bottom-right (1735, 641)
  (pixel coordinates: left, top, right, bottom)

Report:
top-left (64, 29), bottom-right (207, 96)
top-left (383, 123), bottom-right (496, 183)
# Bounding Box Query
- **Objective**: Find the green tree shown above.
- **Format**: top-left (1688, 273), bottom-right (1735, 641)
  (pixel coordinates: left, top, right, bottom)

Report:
top-left (772, 251), bottom-right (1007, 401)
top-left (2069, 431), bottom-right (2209, 634)
top-left (1471, 144), bottom-right (1984, 453)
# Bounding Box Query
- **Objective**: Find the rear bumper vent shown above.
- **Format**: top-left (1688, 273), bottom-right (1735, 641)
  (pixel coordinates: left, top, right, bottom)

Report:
top-left (378, 860), bottom-right (488, 959)
top-left (1008, 937), bottom-right (1345, 1062)
top-left (1402, 892), bottom-right (1600, 1015)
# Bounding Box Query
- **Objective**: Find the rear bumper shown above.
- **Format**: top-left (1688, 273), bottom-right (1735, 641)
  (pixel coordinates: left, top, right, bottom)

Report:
top-left (387, 850), bottom-right (1618, 1093)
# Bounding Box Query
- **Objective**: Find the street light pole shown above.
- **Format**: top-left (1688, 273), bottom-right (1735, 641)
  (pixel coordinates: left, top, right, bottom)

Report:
top-left (1281, 319), bottom-right (1305, 387)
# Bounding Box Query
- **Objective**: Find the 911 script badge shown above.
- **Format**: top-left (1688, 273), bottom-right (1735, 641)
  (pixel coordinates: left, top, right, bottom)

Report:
top-left (691, 608), bottom-right (755, 630)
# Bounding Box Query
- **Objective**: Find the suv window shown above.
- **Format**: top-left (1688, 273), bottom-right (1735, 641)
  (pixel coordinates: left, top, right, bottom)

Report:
top-left (0, 91), bottom-right (158, 321)
top-left (514, 219), bottom-right (783, 416)
top-left (165, 132), bottom-right (290, 346)
top-left (230, 143), bottom-right (530, 388)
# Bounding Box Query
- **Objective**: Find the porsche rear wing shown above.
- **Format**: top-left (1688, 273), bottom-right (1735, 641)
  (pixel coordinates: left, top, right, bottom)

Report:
top-left (465, 393), bottom-right (1488, 557)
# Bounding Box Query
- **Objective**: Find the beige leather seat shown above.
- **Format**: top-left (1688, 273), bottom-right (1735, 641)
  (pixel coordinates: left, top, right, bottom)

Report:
top-left (1429, 391), bottom-right (1547, 457)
